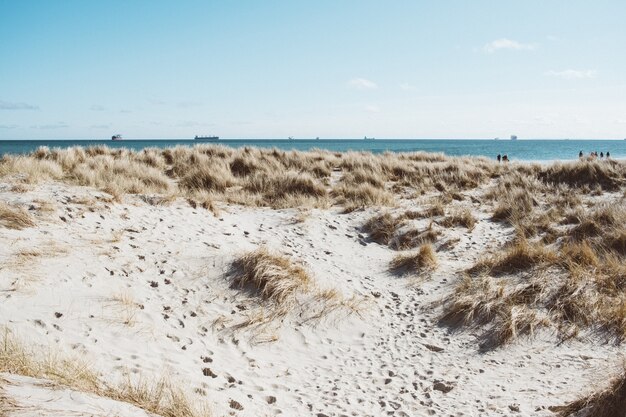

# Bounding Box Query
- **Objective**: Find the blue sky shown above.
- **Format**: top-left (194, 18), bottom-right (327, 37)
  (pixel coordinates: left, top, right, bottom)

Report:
top-left (1, 0), bottom-right (626, 139)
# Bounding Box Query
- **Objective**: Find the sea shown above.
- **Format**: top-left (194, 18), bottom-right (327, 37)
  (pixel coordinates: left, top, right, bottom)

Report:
top-left (1, 139), bottom-right (625, 162)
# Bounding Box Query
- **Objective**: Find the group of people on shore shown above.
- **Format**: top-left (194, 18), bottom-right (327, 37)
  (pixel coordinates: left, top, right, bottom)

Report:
top-left (495, 151), bottom-right (612, 162)
top-left (579, 150), bottom-right (610, 159)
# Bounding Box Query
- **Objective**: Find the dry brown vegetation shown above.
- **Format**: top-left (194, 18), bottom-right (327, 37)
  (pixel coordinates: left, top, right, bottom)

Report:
top-left (230, 247), bottom-right (311, 304)
top-left (0, 329), bottom-right (209, 417)
top-left (440, 208), bottom-right (477, 230)
top-left (390, 244), bottom-right (438, 275)
top-left (443, 201), bottom-right (626, 348)
top-left (2, 146), bottom-right (624, 214)
top-left (228, 247), bottom-right (364, 339)
top-left (0, 202), bottom-right (34, 230)
top-left (551, 367), bottom-right (626, 417)
top-left (362, 211), bottom-right (442, 251)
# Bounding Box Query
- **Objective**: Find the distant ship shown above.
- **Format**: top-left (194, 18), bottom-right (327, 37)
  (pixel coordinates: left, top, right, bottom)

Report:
top-left (364, 136), bottom-right (375, 140)
top-left (194, 135), bottom-right (219, 141)
top-left (510, 135), bottom-right (518, 141)
top-left (111, 134), bottom-right (123, 141)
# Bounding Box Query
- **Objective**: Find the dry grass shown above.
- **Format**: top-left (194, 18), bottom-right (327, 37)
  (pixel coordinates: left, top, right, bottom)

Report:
top-left (333, 183), bottom-right (395, 212)
top-left (230, 247), bottom-right (311, 304)
top-left (228, 248), bottom-right (363, 340)
top-left (390, 244), bottom-right (438, 275)
top-left (104, 292), bottom-right (143, 327)
top-left (2, 145), bottom-right (623, 214)
top-left (445, 201), bottom-right (626, 347)
top-left (440, 208), bottom-right (477, 230)
top-left (392, 225), bottom-right (441, 250)
top-left (0, 202), bottom-right (35, 230)
top-left (539, 160), bottom-right (626, 191)
top-left (362, 212), bottom-right (404, 245)
top-left (552, 367), bottom-right (626, 417)
top-left (468, 239), bottom-right (558, 276)
top-left (0, 329), bottom-right (209, 417)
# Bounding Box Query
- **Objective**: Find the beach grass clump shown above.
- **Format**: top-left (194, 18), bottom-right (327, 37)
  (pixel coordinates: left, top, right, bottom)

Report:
top-left (0, 202), bottom-right (35, 230)
top-left (391, 225), bottom-right (440, 250)
top-left (0, 154), bottom-right (64, 183)
top-left (390, 244), bottom-right (438, 275)
top-left (440, 275), bottom-right (551, 348)
top-left (422, 200), bottom-right (446, 218)
top-left (570, 203), bottom-right (626, 241)
top-left (230, 247), bottom-right (311, 304)
top-left (0, 330), bottom-right (209, 417)
top-left (333, 183), bottom-right (395, 212)
top-left (491, 187), bottom-right (536, 223)
top-left (362, 212), bottom-right (405, 245)
top-left (538, 160), bottom-right (626, 191)
top-left (440, 208), bottom-right (477, 230)
top-left (552, 367), bottom-right (626, 417)
top-left (243, 171), bottom-right (328, 208)
top-left (71, 156), bottom-right (172, 195)
top-left (179, 163), bottom-right (234, 193)
top-left (468, 239), bottom-right (558, 276)
top-left (446, 199), bottom-right (626, 347)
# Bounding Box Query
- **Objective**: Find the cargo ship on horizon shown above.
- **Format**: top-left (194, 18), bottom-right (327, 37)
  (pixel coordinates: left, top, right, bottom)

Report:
top-left (194, 135), bottom-right (219, 141)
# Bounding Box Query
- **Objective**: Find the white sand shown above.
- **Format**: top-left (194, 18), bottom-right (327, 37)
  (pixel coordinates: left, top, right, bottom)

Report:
top-left (0, 181), bottom-right (622, 417)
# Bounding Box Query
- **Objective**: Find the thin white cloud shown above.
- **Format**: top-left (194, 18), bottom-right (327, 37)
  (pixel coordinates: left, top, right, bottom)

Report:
top-left (365, 105), bottom-right (380, 113)
top-left (0, 100), bottom-right (39, 110)
top-left (399, 83), bottom-right (416, 91)
top-left (545, 69), bottom-right (597, 79)
top-left (483, 38), bottom-right (535, 53)
top-left (348, 78), bottom-right (378, 90)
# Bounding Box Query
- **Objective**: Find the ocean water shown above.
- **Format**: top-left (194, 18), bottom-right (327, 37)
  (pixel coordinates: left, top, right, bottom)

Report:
top-left (1, 139), bottom-right (625, 161)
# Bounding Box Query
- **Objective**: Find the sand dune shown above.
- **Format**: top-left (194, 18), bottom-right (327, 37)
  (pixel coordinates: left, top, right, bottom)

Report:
top-left (1, 152), bottom-right (625, 416)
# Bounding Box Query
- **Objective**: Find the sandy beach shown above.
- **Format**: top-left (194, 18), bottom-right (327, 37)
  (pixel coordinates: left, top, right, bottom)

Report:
top-left (1, 146), bottom-right (625, 417)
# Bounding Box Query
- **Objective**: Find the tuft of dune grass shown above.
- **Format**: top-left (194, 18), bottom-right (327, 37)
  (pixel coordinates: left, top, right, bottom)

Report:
top-left (362, 212), bottom-right (401, 245)
top-left (551, 366), bottom-right (626, 417)
top-left (440, 208), bottom-right (477, 230)
top-left (333, 183), bottom-right (395, 212)
top-left (2, 144), bottom-right (624, 215)
top-left (392, 225), bottom-right (440, 250)
top-left (390, 244), bottom-right (438, 275)
top-left (446, 202), bottom-right (626, 348)
top-left (539, 160), bottom-right (626, 191)
top-left (468, 239), bottom-right (558, 275)
top-left (0, 202), bottom-right (35, 230)
top-left (243, 171), bottom-right (328, 208)
top-left (230, 247), bottom-right (311, 304)
top-left (0, 329), bottom-right (209, 417)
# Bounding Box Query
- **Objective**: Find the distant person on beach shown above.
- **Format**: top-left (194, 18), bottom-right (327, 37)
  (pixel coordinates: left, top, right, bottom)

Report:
top-left (497, 154), bottom-right (501, 162)
top-left (579, 150), bottom-right (583, 159)
top-left (502, 154), bottom-right (509, 162)
top-left (600, 152), bottom-right (604, 158)
top-left (607, 151), bottom-right (611, 158)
